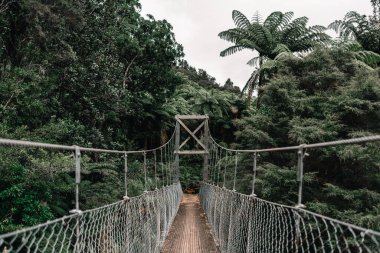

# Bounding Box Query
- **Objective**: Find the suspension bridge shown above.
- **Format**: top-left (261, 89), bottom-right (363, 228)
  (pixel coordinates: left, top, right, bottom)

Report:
top-left (0, 115), bottom-right (380, 252)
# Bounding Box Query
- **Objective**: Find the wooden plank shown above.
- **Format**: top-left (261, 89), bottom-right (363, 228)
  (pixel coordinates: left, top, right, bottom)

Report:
top-left (174, 150), bottom-right (209, 155)
top-left (175, 115), bottom-right (208, 120)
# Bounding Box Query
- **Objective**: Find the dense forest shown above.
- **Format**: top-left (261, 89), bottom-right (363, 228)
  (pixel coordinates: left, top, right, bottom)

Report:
top-left (0, 0), bottom-right (380, 234)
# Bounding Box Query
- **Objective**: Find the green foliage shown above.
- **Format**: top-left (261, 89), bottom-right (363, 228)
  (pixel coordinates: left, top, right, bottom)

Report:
top-left (329, 11), bottom-right (380, 55)
top-left (233, 48), bottom-right (380, 229)
top-left (219, 10), bottom-right (330, 103)
top-left (0, 0), bottom-right (186, 233)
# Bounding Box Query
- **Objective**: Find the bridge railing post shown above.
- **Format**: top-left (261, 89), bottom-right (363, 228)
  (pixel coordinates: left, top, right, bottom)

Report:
top-left (223, 150), bottom-right (227, 188)
top-left (70, 145), bottom-right (82, 251)
top-left (123, 152), bottom-right (129, 200)
top-left (154, 150), bottom-right (158, 189)
top-left (295, 145), bottom-right (307, 209)
top-left (233, 152), bottom-right (238, 191)
top-left (174, 121), bottom-right (180, 183)
top-left (143, 151), bottom-right (148, 192)
top-left (203, 119), bottom-right (209, 182)
top-left (251, 152), bottom-right (257, 197)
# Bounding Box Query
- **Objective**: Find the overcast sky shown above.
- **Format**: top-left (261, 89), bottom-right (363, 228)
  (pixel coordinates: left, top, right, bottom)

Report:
top-left (139, 0), bottom-right (373, 89)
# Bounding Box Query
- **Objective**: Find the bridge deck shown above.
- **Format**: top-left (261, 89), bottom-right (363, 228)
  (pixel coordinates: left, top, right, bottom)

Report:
top-left (161, 194), bottom-right (219, 253)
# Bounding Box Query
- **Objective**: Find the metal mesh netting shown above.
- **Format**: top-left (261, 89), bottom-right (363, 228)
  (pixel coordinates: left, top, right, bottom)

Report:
top-left (200, 183), bottom-right (380, 253)
top-left (0, 183), bottom-right (182, 253)
top-left (125, 133), bottom-right (177, 196)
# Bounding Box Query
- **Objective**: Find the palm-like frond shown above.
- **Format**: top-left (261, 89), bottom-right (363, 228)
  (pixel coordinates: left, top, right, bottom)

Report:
top-left (264, 11), bottom-right (294, 32)
top-left (247, 23), bottom-right (274, 50)
top-left (239, 39), bottom-right (265, 54)
top-left (328, 11), bottom-right (380, 55)
top-left (336, 40), bottom-right (380, 67)
top-left (329, 20), bottom-right (356, 39)
top-left (274, 52), bottom-right (300, 61)
top-left (263, 11), bottom-right (284, 31)
top-left (356, 50), bottom-right (380, 67)
top-left (259, 59), bottom-right (277, 74)
top-left (232, 10), bottom-right (250, 29)
top-left (328, 11), bottom-right (371, 39)
top-left (242, 70), bottom-right (259, 94)
top-left (279, 12), bottom-right (295, 29)
top-left (271, 44), bottom-right (291, 55)
top-left (251, 11), bottom-right (263, 24)
top-left (220, 45), bottom-right (246, 57)
top-left (246, 56), bottom-right (261, 67)
top-left (218, 28), bottom-right (246, 43)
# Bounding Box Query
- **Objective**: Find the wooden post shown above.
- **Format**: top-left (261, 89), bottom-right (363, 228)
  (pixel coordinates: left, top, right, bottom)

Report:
top-left (203, 119), bottom-right (209, 182)
top-left (174, 121), bottom-right (180, 182)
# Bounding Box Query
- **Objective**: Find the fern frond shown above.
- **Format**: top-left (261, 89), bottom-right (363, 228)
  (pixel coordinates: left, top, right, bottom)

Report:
top-left (356, 50), bottom-right (380, 67)
top-left (218, 28), bottom-right (246, 43)
top-left (220, 45), bottom-right (246, 57)
top-left (328, 20), bottom-right (355, 39)
top-left (246, 56), bottom-right (261, 67)
top-left (271, 43), bottom-right (291, 55)
top-left (240, 38), bottom-right (265, 54)
top-left (232, 10), bottom-right (250, 29)
top-left (251, 11), bottom-right (263, 24)
top-left (264, 11), bottom-right (283, 32)
top-left (280, 12), bottom-right (295, 29)
top-left (274, 52), bottom-right (299, 61)
top-left (310, 25), bottom-right (327, 33)
top-left (259, 59), bottom-right (277, 74)
top-left (242, 71), bottom-right (259, 94)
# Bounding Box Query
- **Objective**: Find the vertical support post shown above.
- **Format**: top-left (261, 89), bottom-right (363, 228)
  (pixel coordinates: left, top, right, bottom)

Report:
top-left (251, 152), bottom-right (257, 197)
top-left (233, 151), bottom-right (238, 191)
top-left (154, 150), bottom-right (158, 189)
top-left (216, 148), bottom-right (221, 186)
top-left (123, 152), bottom-right (129, 200)
top-left (295, 145), bottom-right (307, 250)
top-left (160, 148), bottom-right (165, 187)
top-left (143, 151), bottom-right (147, 193)
top-left (174, 121), bottom-right (180, 183)
top-left (295, 145), bottom-right (306, 209)
top-left (165, 145), bottom-right (169, 186)
top-left (71, 145), bottom-right (82, 252)
top-left (74, 145), bottom-right (81, 211)
top-left (203, 119), bottom-right (209, 182)
top-left (223, 150), bottom-right (227, 188)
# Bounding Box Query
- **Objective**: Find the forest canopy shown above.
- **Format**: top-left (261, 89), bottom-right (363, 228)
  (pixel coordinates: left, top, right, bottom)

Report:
top-left (0, 0), bottom-right (379, 234)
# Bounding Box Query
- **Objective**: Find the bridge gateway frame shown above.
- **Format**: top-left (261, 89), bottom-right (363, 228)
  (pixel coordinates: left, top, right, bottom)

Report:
top-left (173, 115), bottom-right (210, 181)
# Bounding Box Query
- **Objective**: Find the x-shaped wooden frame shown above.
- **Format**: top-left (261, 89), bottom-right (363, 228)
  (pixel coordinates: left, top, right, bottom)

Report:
top-left (174, 115), bottom-right (209, 155)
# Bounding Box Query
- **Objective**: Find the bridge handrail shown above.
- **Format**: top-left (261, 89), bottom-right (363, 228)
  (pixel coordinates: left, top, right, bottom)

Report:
top-left (209, 132), bottom-right (380, 153)
top-left (203, 183), bottom-right (380, 237)
top-left (0, 129), bottom-right (176, 154)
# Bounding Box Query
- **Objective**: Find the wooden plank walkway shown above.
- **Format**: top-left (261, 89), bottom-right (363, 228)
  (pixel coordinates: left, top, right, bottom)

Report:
top-left (161, 194), bottom-right (219, 253)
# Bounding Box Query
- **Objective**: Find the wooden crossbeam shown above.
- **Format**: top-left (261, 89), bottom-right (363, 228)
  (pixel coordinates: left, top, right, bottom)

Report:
top-left (175, 115), bottom-right (209, 120)
top-left (177, 118), bottom-right (207, 151)
top-left (178, 121), bottom-right (205, 150)
top-left (174, 150), bottom-right (208, 155)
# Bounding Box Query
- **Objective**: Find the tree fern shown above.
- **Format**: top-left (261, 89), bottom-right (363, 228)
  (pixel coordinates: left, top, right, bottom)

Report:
top-left (219, 10), bottom-right (329, 106)
top-left (329, 11), bottom-right (380, 54)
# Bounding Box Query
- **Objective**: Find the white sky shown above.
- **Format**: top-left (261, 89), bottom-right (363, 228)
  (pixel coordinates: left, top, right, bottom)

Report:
top-left (139, 0), bottom-right (373, 89)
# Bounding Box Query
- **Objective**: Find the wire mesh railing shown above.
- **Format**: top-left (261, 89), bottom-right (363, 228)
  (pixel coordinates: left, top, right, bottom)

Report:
top-left (0, 128), bottom-right (181, 253)
top-left (0, 183), bottom-right (182, 253)
top-left (200, 183), bottom-right (380, 253)
top-left (204, 127), bottom-right (380, 252)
